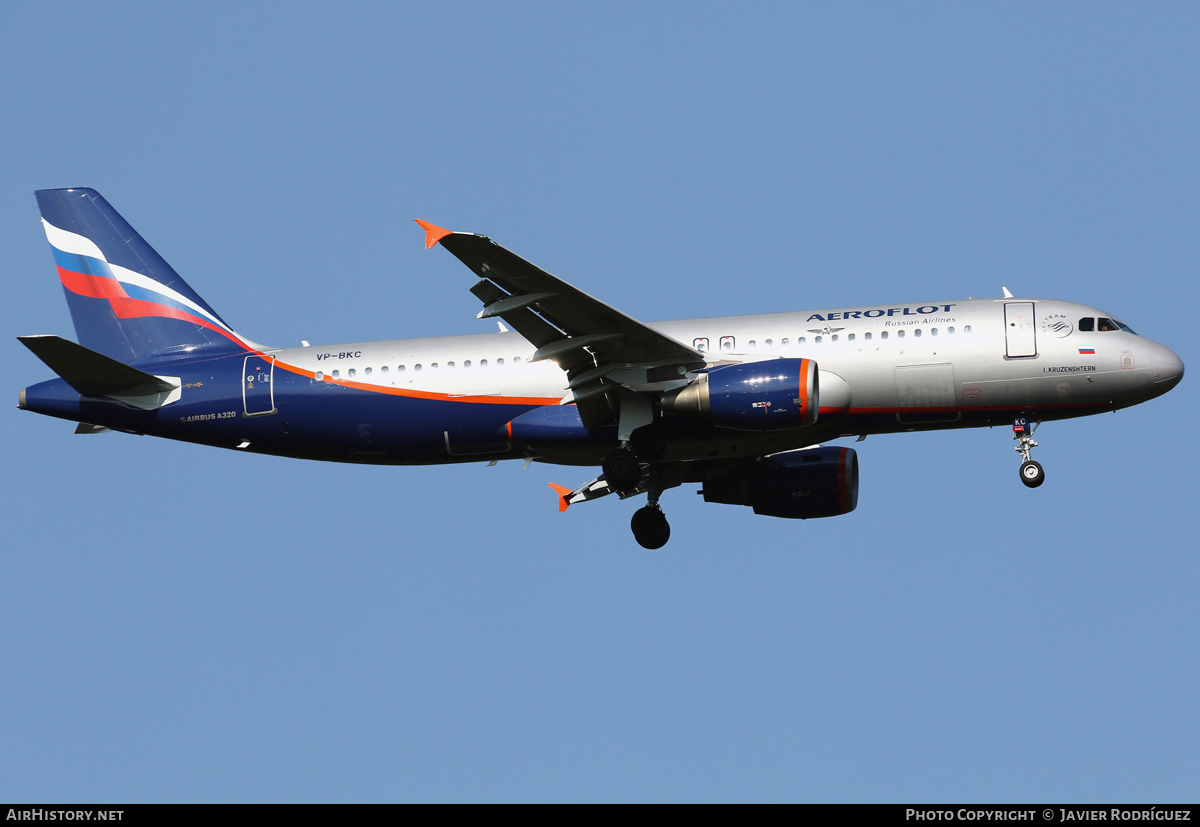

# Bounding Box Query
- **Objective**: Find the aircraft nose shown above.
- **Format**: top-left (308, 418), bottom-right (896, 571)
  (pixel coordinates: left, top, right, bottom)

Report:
top-left (1151, 343), bottom-right (1184, 392)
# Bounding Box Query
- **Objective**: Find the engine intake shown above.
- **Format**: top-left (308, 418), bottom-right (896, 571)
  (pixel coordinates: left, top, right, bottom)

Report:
top-left (702, 445), bottom-right (859, 519)
top-left (661, 358), bottom-right (818, 430)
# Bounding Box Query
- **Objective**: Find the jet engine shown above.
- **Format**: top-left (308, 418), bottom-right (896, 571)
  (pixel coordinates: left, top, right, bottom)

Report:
top-left (661, 358), bottom-right (818, 430)
top-left (701, 445), bottom-right (859, 519)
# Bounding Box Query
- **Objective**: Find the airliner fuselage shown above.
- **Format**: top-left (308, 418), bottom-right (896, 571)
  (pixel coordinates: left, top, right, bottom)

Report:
top-left (18, 189), bottom-right (1184, 548)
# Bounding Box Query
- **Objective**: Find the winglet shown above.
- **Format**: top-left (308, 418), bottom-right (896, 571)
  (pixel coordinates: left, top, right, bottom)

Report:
top-left (547, 482), bottom-right (573, 513)
top-left (415, 219), bottom-right (453, 249)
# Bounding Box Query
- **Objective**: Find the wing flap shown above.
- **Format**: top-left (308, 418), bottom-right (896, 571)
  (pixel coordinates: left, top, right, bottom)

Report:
top-left (425, 227), bottom-right (705, 373)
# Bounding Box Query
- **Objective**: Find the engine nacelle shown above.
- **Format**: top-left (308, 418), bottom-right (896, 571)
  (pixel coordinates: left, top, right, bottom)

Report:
top-left (661, 358), bottom-right (818, 430)
top-left (702, 446), bottom-right (859, 519)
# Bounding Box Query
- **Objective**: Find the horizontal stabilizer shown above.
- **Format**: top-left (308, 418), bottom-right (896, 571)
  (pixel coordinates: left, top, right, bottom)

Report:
top-left (19, 335), bottom-right (176, 397)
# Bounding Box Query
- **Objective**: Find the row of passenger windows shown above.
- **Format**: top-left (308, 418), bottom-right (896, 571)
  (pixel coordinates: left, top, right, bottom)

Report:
top-left (313, 324), bottom-right (983, 381)
top-left (315, 356), bottom-right (525, 381)
top-left (692, 326), bottom-right (972, 352)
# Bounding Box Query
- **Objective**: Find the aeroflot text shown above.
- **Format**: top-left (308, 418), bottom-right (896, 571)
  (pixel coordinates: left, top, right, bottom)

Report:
top-left (807, 305), bottom-right (956, 322)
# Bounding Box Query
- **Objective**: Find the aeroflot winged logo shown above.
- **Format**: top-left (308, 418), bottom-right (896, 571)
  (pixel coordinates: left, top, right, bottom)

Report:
top-left (805, 304), bottom-right (956, 322)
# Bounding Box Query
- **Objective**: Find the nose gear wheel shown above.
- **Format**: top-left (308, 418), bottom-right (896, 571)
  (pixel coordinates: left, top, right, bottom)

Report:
top-left (1013, 417), bottom-right (1045, 488)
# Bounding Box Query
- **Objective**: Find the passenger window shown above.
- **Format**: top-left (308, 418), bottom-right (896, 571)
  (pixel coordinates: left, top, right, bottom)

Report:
top-left (815, 336), bottom-right (823, 344)
top-left (897, 330), bottom-right (905, 339)
top-left (480, 359), bottom-right (488, 367)
top-left (913, 329), bottom-right (921, 338)
top-left (431, 363), bottom-right (438, 370)
top-left (765, 339), bottom-right (773, 347)
top-left (748, 340), bottom-right (756, 349)
top-left (464, 360), bottom-right (471, 368)
top-left (365, 367), bottom-right (372, 375)
top-left (881, 331), bottom-right (888, 340)
top-left (381, 366), bottom-right (388, 374)
top-left (831, 334), bottom-right (838, 342)
top-left (947, 327), bottom-right (955, 335)
top-left (511, 357), bottom-right (519, 364)
top-left (931, 328), bottom-right (938, 336)
top-left (694, 338), bottom-right (709, 352)
top-left (781, 338), bottom-right (789, 346)
top-left (447, 362), bottom-right (455, 368)
top-left (864, 332), bottom-right (872, 341)
top-left (798, 337), bottom-right (806, 344)
top-left (348, 368), bottom-right (356, 377)
top-left (398, 365), bottom-right (406, 373)
top-left (848, 333), bottom-right (855, 342)
top-left (1078, 317), bottom-right (1095, 332)
top-left (720, 336), bottom-right (735, 352)
top-left (414, 364), bottom-right (422, 372)
top-left (314, 371), bottom-right (324, 381)
top-left (332, 370), bottom-right (340, 379)
top-left (964, 325), bottom-right (972, 334)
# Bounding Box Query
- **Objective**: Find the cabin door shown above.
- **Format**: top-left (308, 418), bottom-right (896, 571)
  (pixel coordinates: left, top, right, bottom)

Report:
top-left (1004, 302), bottom-right (1037, 358)
top-left (242, 355), bottom-right (277, 416)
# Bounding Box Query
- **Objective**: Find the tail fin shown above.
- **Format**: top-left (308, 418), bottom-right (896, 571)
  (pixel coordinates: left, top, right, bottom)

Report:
top-left (35, 187), bottom-right (252, 364)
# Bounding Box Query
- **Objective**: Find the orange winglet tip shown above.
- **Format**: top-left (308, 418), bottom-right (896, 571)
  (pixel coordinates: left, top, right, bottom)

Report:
top-left (415, 219), bottom-right (452, 249)
top-left (547, 482), bottom-right (573, 513)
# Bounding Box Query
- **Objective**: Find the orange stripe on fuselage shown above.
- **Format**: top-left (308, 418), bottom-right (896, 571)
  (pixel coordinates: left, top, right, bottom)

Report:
top-left (271, 358), bottom-right (562, 407)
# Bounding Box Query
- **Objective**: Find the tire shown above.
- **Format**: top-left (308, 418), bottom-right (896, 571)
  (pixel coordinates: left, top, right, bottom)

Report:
top-left (631, 506), bottom-right (671, 549)
top-left (602, 448), bottom-right (641, 493)
top-left (1020, 460), bottom-right (1045, 488)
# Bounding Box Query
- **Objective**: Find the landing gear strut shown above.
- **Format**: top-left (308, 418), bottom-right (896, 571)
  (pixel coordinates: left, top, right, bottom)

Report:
top-left (1013, 416), bottom-right (1045, 488)
top-left (631, 467), bottom-right (670, 549)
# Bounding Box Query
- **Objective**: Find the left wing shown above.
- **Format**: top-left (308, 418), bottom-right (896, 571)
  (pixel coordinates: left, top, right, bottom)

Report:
top-left (417, 221), bottom-right (706, 428)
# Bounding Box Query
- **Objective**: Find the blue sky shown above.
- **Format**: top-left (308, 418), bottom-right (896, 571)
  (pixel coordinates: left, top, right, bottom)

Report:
top-left (2, 2), bottom-right (1197, 802)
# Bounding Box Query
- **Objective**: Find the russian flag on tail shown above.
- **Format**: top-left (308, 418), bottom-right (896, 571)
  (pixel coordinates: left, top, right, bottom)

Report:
top-left (35, 188), bottom-right (252, 363)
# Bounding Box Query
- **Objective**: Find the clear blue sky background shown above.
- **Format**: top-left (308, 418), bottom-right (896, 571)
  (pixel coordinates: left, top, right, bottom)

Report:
top-left (2, 2), bottom-right (1196, 803)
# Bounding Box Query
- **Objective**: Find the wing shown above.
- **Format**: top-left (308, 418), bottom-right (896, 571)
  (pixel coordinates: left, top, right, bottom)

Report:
top-left (417, 220), bottom-right (706, 428)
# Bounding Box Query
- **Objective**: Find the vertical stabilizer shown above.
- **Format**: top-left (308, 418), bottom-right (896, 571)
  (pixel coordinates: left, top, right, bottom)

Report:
top-left (35, 187), bottom-right (251, 363)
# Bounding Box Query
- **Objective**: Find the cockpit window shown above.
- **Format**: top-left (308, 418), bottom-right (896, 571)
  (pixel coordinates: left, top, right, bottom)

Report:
top-left (1081, 315), bottom-right (1137, 335)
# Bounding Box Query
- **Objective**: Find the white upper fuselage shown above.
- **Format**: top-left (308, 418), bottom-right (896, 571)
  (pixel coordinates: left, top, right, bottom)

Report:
top-left (266, 296), bottom-right (1182, 426)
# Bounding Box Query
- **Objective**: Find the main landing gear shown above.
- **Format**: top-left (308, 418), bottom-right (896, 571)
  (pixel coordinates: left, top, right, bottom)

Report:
top-left (1013, 416), bottom-right (1045, 488)
top-left (601, 447), bottom-right (641, 494)
top-left (631, 504), bottom-right (670, 550)
top-left (602, 446), bottom-right (672, 549)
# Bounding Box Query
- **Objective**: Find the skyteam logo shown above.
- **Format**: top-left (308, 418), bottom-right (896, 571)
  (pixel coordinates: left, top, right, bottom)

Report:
top-left (1041, 313), bottom-right (1073, 338)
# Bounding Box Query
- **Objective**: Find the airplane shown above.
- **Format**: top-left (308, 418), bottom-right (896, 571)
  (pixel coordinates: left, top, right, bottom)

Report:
top-left (18, 188), bottom-right (1185, 548)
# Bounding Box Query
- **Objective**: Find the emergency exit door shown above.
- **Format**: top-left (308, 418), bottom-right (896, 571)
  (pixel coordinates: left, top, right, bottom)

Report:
top-left (1004, 302), bottom-right (1037, 358)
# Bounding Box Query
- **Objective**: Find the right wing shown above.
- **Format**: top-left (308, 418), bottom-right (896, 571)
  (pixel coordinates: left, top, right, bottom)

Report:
top-left (418, 221), bottom-right (706, 428)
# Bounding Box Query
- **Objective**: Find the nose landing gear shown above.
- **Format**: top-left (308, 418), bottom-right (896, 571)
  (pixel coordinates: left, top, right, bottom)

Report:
top-left (1013, 416), bottom-right (1045, 488)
